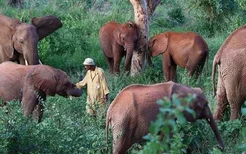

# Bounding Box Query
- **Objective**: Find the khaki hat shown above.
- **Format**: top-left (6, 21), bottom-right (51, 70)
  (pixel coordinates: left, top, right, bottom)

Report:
top-left (83, 58), bottom-right (95, 65)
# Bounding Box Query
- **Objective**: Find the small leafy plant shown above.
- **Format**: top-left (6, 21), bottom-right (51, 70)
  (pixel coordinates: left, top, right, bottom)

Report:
top-left (138, 94), bottom-right (196, 154)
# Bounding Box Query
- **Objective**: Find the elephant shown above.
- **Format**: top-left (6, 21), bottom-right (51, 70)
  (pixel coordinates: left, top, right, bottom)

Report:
top-left (0, 62), bottom-right (82, 122)
top-left (0, 14), bottom-right (62, 65)
top-left (106, 81), bottom-right (224, 154)
top-left (148, 31), bottom-right (209, 81)
top-left (212, 25), bottom-right (246, 120)
top-left (99, 20), bottom-right (138, 74)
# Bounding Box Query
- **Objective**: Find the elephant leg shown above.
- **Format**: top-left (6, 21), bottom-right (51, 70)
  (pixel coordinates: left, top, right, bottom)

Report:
top-left (22, 90), bottom-right (39, 119)
top-left (226, 90), bottom-right (242, 120)
top-left (186, 60), bottom-right (198, 77)
top-left (194, 54), bottom-right (206, 78)
top-left (113, 56), bottom-right (121, 74)
top-left (169, 60), bottom-right (177, 81)
top-left (186, 51), bottom-right (206, 78)
top-left (163, 62), bottom-right (170, 81)
top-left (106, 57), bottom-right (114, 74)
top-left (112, 127), bottom-right (133, 154)
top-left (22, 99), bottom-right (38, 118)
top-left (229, 101), bottom-right (241, 120)
top-left (163, 53), bottom-right (175, 81)
top-left (213, 77), bottom-right (228, 120)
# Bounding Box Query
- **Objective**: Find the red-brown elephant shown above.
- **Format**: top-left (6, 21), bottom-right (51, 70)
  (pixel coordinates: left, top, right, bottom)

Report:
top-left (106, 81), bottom-right (224, 154)
top-left (0, 62), bottom-right (82, 122)
top-left (99, 20), bottom-right (138, 74)
top-left (148, 31), bottom-right (209, 81)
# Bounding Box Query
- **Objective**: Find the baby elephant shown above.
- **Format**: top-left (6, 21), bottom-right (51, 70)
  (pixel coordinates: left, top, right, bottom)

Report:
top-left (0, 62), bottom-right (82, 122)
top-left (148, 31), bottom-right (209, 81)
top-left (106, 81), bottom-right (223, 154)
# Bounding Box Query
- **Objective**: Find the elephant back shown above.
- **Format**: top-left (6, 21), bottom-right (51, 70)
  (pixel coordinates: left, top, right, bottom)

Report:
top-left (216, 25), bottom-right (246, 58)
top-left (0, 14), bottom-right (20, 30)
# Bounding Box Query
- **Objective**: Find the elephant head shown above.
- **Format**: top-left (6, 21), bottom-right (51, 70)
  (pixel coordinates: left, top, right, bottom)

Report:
top-left (24, 65), bottom-right (82, 98)
top-left (113, 20), bottom-right (138, 70)
top-left (148, 33), bottom-right (168, 57)
top-left (0, 14), bottom-right (62, 65)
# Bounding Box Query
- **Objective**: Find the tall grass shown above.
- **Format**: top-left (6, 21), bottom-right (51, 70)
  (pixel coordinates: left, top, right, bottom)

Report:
top-left (0, 0), bottom-right (245, 153)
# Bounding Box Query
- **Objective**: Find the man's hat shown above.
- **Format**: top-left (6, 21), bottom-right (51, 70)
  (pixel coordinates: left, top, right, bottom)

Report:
top-left (83, 58), bottom-right (95, 65)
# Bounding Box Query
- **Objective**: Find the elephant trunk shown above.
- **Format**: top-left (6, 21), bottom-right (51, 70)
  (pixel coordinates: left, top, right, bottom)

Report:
top-left (68, 88), bottom-right (82, 97)
top-left (146, 48), bottom-right (153, 67)
top-left (124, 46), bottom-right (134, 71)
top-left (204, 106), bottom-right (224, 150)
top-left (24, 45), bottom-right (40, 65)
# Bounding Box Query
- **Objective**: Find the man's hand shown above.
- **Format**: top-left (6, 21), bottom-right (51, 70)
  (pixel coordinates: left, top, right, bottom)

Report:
top-left (104, 94), bottom-right (109, 102)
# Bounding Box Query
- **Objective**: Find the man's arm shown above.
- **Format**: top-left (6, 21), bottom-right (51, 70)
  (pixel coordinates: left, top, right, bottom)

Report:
top-left (76, 72), bottom-right (88, 88)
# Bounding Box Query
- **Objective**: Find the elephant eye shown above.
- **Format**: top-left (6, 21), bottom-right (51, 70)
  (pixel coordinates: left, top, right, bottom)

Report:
top-left (19, 40), bottom-right (24, 44)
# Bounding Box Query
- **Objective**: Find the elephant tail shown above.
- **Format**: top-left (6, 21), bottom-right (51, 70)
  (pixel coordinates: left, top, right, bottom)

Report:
top-left (106, 116), bottom-right (111, 148)
top-left (206, 50), bottom-right (209, 77)
top-left (212, 55), bottom-right (219, 96)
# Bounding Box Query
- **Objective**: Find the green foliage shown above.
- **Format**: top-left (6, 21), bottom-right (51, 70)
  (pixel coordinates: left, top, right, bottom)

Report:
top-left (186, 0), bottom-right (238, 36)
top-left (238, 107), bottom-right (246, 151)
top-left (139, 94), bottom-right (196, 154)
top-left (167, 7), bottom-right (185, 26)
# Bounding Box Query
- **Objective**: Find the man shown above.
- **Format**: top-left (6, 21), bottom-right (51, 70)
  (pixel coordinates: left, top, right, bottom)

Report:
top-left (76, 58), bottom-right (110, 116)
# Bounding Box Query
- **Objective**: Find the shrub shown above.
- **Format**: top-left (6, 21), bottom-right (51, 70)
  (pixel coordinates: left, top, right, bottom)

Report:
top-left (167, 7), bottom-right (185, 26)
top-left (138, 94), bottom-right (196, 154)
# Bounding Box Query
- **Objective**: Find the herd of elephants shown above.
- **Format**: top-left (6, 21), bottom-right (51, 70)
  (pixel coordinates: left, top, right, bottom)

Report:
top-left (0, 12), bottom-right (246, 153)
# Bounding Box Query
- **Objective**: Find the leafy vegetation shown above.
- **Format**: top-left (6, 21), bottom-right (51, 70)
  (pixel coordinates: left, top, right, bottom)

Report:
top-left (0, 0), bottom-right (246, 153)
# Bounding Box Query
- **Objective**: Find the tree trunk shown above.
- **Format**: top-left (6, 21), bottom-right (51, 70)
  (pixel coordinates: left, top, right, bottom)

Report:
top-left (130, 0), bottom-right (160, 76)
top-left (130, 0), bottom-right (149, 76)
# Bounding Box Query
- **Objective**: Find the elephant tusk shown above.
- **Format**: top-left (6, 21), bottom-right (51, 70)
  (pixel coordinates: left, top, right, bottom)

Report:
top-left (39, 59), bottom-right (43, 65)
top-left (69, 96), bottom-right (73, 100)
top-left (25, 60), bottom-right (29, 65)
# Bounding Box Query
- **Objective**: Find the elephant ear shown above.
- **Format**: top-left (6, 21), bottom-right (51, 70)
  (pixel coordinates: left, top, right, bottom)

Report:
top-left (113, 24), bottom-right (123, 45)
top-left (31, 15), bottom-right (62, 40)
top-left (170, 82), bottom-right (192, 98)
top-left (148, 33), bottom-right (168, 57)
top-left (0, 15), bottom-right (20, 58)
top-left (26, 65), bottom-right (58, 96)
top-left (171, 83), bottom-right (207, 108)
top-left (192, 87), bottom-right (207, 104)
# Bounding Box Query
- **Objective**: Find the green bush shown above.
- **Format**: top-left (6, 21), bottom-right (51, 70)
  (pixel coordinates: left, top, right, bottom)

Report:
top-left (167, 7), bottom-right (185, 26)
top-left (139, 94), bottom-right (195, 154)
